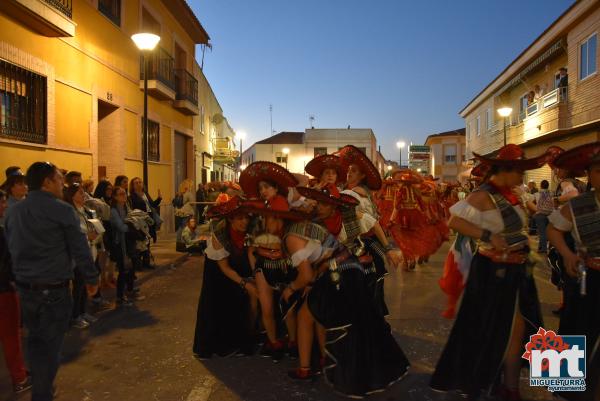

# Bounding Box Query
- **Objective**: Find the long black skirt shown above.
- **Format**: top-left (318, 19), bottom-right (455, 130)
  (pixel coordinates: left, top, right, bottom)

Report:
top-left (430, 252), bottom-right (543, 397)
top-left (307, 258), bottom-right (409, 397)
top-left (362, 237), bottom-right (390, 317)
top-left (192, 254), bottom-right (256, 358)
top-left (557, 268), bottom-right (600, 401)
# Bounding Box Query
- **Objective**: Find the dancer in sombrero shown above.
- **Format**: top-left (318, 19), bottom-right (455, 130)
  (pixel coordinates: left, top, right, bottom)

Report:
top-left (547, 142), bottom-right (600, 401)
top-left (431, 144), bottom-right (548, 401)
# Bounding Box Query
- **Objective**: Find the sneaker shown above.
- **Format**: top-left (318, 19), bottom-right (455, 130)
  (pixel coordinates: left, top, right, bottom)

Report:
top-left (82, 313), bottom-right (98, 323)
top-left (117, 297), bottom-right (133, 307)
top-left (13, 376), bottom-right (32, 393)
top-left (288, 367), bottom-right (316, 381)
top-left (259, 340), bottom-right (285, 362)
top-left (72, 317), bottom-right (90, 329)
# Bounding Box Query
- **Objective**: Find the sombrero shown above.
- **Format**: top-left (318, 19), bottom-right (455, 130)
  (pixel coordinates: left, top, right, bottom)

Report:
top-left (336, 145), bottom-right (382, 190)
top-left (240, 161), bottom-right (298, 198)
top-left (471, 163), bottom-right (489, 178)
top-left (391, 169), bottom-right (423, 184)
top-left (244, 196), bottom-right (309, 221)
top-left (296, 184), bottom-right (358, 207)
top-left (472, 144), bottom-right (547, 171)
top-left (551, 141), bottom-right (600, 176)
top-left (206, 196), bottom-right (250, 219)
top-left (545, 145), bottom-right (586, 177)
top-left (305, 154), bottom-right (347, 184)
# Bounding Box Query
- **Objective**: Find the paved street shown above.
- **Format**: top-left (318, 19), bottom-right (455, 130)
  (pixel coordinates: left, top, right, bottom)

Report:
top-left (1, 238), bottom-right (561, 401)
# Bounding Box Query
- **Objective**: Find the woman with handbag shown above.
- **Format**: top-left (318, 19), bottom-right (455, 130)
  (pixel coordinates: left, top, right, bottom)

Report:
top-left (129, 177), bottom-right (162, 269)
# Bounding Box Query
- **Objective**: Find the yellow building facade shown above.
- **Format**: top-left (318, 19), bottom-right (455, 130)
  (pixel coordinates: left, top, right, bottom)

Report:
top-left (0, 0), bottom-right (212, 204)
top-left (461, 0), bottom-right (600, 185)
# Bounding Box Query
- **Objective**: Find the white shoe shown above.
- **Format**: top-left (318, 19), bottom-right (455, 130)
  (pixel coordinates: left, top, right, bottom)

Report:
top-left (82, 313), bottom-right (98, 323)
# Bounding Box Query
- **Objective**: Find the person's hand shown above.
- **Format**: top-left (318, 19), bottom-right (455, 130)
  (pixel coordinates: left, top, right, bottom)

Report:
top-left (490, 234), bottom-right (508, 252)
top-left (244, 282), bottom-right (258, 298)
top-left (563, 252), bottom-right (582, 278)
top-left (86, 284), bottom-right (99, 296)
top-left (282, 286), bottom-right (294, 302)
top-left (87, 232), bottom-right (98, 241)
top-left (385, 249), bottom-right (403, 270)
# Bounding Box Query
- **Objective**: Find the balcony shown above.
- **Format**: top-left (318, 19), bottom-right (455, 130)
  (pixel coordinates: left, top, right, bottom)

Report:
top-left (139, 48), bottom-right (177, 101)
top-left (0, 0), bottom-right (76, 37)
top-left (173, 69), bottom-right (199, 115)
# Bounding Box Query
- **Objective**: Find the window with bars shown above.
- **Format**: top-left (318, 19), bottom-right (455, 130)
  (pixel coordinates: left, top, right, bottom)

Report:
top-left (314, 147), bottom-right (327, 157)
top-left (0, 61), bottom-right (47, 144)
top-left (141, 118), bottom-right (160, 161)
top-left (98, 0), bottom-right (121, 26)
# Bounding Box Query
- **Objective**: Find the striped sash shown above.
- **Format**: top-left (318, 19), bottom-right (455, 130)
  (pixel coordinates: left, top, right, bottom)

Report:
top-left (570, 191), bottom-right (600, 258)
top-left (479, 184), bottom-right (528, 247)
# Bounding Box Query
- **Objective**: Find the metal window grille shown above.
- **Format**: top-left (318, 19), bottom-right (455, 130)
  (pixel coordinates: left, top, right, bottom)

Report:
top-left (43, 0), bottom-right (72, 19)
top-left (174, 69), bottom-right (198, 106)
top-left (98, 0), bottom-right (121, 26)
top-left (141, 118), bottom-right (160, 161)
top-left (0, 60), bottom-right (47, 144)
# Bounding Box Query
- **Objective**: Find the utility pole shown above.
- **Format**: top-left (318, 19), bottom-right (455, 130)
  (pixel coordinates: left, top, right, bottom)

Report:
top-left (269, 104), bottom-right (273, 136)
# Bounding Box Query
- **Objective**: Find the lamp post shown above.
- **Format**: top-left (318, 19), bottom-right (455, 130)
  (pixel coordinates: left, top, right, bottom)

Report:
top-left (282, 147), bottom-right (290, 170)
top-left (236, 131), bottom-right (246, 176)
top-left (131, 33), bottom-right (160, 191)
top-left (497, 107), bottom-right (513, 147)
top-left (396, 141), bottom-right (405, 167)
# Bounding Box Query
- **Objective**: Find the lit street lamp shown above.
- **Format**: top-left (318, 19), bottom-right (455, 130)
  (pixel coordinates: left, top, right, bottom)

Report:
top-left (282, 147), bottom-right (290, 170)
top-left (131, 33), bottom-right (160, 190)
top-left (236, 131), bottom-right (246, 173)
top-left (396, 141), bottom-right (405, 167)
top-left (497, 107), bottom-right (513, 147)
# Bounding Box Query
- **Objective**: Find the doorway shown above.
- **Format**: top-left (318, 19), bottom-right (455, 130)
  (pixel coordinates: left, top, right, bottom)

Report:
top-left (97, 99), bottom-right (120, 181)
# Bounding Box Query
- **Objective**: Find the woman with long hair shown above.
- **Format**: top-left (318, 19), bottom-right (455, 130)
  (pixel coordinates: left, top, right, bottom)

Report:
top-left (129, 177), bottom-right (162, 268)
top-left (431, 144), bottom-right (548, 400)
top-left (109, 187), bottom-right (136, 306)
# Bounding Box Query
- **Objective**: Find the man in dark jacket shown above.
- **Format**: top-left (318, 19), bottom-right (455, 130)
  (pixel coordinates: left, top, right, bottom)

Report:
top-left (5, 162), bottom-right (99, 401)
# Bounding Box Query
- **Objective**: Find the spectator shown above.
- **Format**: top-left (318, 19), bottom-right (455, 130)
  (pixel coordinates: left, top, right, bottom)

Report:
top-left (82, 179), bottom-right (95, 200)
top-left (110, 187), bottom-right (135, 306)
top-left (0, 189), bottom-right (32, 395)
top-left (114, 175), bottom-right (129, 193)
top-left (92, 180), bottom-right (116, 292)
top-left (533, 180), bottom-right (554, 253)
top-left (129, 177), bottom-right (162, 268)
top-left (534, 84), bottom-right (544, 101)
top-left (63, 183), bottom-right (101, 328)
top-left (93, 180), bottom-right (113, 203)
top-left (196, 183), bottom-right (206, 223)
top-left (5, 162), bottom-right (98, 401)
top-left (0, 167), bottom-right (27, 208)
top-left (526, 91), bottom-right (535, 106)
top-left (173, 179), bottom-right (195, 242)
top-left (181, 218), bottom-right (205, 254)
top-left (527, 180), bottom-right (538, 195)
top-left (64, 171), bottom-right (83, 186)
top-left (557, 67), bottom-right (568, 88)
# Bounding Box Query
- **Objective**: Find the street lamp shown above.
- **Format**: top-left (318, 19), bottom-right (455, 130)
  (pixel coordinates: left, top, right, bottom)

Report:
top-left (131, 33), bottom-right (160, 190)
top-left (282, 147), bottom-right (290, 170)
top-left (236, 131), bottom-right (246, 171)
top-left (497, 107), bottom-right (513, 147)
top-left (396, 141), bottom-right (405, 166)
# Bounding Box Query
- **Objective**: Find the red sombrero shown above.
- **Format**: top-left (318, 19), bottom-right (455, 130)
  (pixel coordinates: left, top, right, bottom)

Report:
top-left (336, 145), bottom-right (382, 190)
top-left (551, 141), bottom-right (600, 176)
top-left (296, 184), bottom-right (358, 207)
top-left (545, 145), bottom-right (586, 177)
top-left (206, 196), bottom-right (250, 219)
top-left (472, 144), bottom-right (547, 170)
top-left (304, 154), bottom-right (347, 184)
top-left (244, 196), bottom-right (309, 221)
top-left (239, 161), bottom-right (298, 198)
top-left (391, 169), bottom-right (423, 184)
top-left (471, 163), bottom-right (489, 178)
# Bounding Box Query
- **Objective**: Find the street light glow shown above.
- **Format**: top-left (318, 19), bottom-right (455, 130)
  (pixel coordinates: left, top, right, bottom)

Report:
top-left (236, 131), bottom-right (247, 141)
top-left (497, 107), bottom-right (513, 117)
top-left (282, 147), bottom-right (290, 155)
top-left (386, 165), bottom-right (392, 171)
top-left (396, 141), bottom-right (405, 149)
top-left (131, 33), bottom-right (161, 51)
top-left (417, 168), bottom-right (422, 172)
top-left (240, 164), bottom-right (247, 171)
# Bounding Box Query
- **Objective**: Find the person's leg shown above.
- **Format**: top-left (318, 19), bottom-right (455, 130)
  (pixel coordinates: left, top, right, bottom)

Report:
top-left (115, 249), bottom-right (126, 300)
top-left (20, 287), bottom-right (71, 401)
top-left (255, 273), bottom-right (277, 343)
top-left (0, 291), bottom-right (27, 386)
top-left (285, 312), bottom-right (297, 343)
top-left (296, 302), bottom-right (314, 369)
top-left (535, 214), bottom-right (549, 253)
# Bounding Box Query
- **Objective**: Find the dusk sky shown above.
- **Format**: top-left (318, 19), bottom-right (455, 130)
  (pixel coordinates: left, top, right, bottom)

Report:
top-left (190, 0), bottom-right (574, 162)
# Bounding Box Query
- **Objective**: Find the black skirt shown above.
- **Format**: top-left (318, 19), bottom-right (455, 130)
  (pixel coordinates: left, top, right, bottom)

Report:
top-left (430, 252), bottom-right (543, 397)
top-left (255, 256), bottom-right (297, 289)
top-left (362, 237), bottom-right (390, 317)
top-left (557, 268), bottom-right (600, 401)
top-left (307, 257), bottom-right (409, 397)
top-left (192, 249), bottom-right (256, 358)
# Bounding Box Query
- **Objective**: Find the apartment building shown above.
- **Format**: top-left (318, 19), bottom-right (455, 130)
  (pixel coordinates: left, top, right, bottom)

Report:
top-left (425, 128), bottom-right (467, 182)
top-left (461, 0), bottom-right (600, 184)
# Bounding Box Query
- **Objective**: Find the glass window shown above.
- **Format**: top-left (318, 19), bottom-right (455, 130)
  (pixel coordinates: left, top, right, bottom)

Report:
top-left (444, 144), bottom-right (457, 164)
top-left (580, 34), bottom-right (597, 80)
top-left (476, 116), bottom-right (480, 136)
top-left (98, 0), bottom-right (121, 26)
top-left (275, 152), bottom-right (287, 163)
top-left (486, 108), bottom-right (493, 130)
top-left (314, 147), bottom-right (327, 157)
top-left (0, 60), bottom-right (47, 144)
top-left (141, 118), bottom-right (160, 161)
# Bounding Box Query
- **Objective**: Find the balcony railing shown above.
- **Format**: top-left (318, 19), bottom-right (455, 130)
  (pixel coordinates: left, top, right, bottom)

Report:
top-left (174, 69), bottom-right (198, 106)
top-left (513, 87), bottom-right (568, 125)
top-left (43, 0), bottom-right (72, 19)
top-left (141, 48), bottom-right (176, 91)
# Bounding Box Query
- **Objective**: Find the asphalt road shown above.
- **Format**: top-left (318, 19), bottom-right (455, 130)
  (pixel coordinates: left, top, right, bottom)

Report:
top-left (1, 239), bottom-right (562, 401)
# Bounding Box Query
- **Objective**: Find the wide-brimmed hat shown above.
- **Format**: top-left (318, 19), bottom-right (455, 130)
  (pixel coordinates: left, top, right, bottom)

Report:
top-left (296, 184), bottom-right (358, 207)
top-left (551, 141), bottom-right (600, 176)
top-left (472, 144), bottom-right (547, 171)
top-left (336, 145), bottom-right (382, 190)
top-left (545, 145), bottom-right (586, 177)
top-left (240, 161), bottom-right (298, 198)
top-left (305, 154), bottom-right (347, 184)
top-left (471, 163), bottom-right (489, 178)
top-left (244, 196), bottom-right (309, 221)
top-left (391, 169), bottom-right (423, 184)
top-left (206, 196), bottom-right (250, 219)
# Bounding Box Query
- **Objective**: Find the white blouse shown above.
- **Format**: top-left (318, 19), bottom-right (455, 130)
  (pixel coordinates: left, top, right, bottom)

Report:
top-left (449, 199), bottom-right (526, 233)
top-left (289, 239), bottom-right (327, 267)
top-left (205, 236), bottom-right (230, 261)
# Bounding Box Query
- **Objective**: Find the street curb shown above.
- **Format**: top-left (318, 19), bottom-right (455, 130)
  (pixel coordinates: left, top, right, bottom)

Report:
top-left (136, 252), bottom-right (192, 286)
